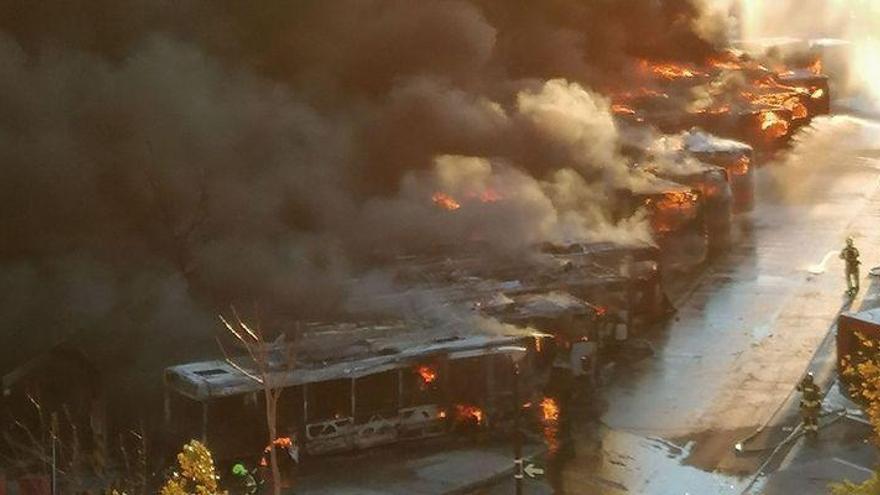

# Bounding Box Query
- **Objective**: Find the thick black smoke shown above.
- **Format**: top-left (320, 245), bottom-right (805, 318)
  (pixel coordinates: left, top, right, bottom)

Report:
top-left (0, 0), bottom-right (724, 420)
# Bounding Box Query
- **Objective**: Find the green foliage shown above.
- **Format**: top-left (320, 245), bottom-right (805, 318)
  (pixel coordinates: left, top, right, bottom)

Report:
top-left (832, 333), bottom-right (880, 494)
top-left (830, 472), bottom-right (880, 495)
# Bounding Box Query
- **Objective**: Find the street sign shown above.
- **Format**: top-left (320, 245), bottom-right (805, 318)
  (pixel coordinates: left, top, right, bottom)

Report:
top-left (524, 462), bottom-right (544, 479)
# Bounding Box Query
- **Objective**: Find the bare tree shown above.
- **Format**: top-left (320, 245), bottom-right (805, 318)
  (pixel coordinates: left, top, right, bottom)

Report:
top-left (217, 308), bottom-right (295, 495)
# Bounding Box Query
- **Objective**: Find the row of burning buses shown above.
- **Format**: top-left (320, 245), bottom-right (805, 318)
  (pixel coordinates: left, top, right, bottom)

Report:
top-left (163, 49), bottom-right (831, 467)
top-left (164, 241), bottom-right (664, 465)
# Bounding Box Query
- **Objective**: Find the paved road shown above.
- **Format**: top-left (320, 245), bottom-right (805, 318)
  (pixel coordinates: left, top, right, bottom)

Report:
top-left (474, 115), bottom-right (880, 494)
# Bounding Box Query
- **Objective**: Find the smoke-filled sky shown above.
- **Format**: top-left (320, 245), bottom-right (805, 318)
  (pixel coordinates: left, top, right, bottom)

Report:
top-left (0, 1), bottom-right (730, 407)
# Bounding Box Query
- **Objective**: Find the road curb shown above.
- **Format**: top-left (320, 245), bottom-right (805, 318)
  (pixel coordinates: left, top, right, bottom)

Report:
top-left (444, 445), bottom-right (547, 495)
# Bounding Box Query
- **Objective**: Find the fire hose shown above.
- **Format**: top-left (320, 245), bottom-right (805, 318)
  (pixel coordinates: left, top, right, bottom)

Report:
top-left (731, 280), bottom-right (857, 456)
top-left (738, 407), bottom-right (851, 494)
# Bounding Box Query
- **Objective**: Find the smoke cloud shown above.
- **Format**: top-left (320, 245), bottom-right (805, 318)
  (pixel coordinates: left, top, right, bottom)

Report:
top-left (0, 0), bottom-right (724, 419)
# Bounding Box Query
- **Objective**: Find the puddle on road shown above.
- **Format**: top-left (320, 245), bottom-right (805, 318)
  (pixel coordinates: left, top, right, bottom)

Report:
top-left (554, 426), bottom-right (749, 495)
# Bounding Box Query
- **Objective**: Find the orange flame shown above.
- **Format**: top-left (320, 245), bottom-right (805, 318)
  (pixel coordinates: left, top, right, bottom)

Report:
top-left (540, 397), bottom-right (560, 422)
top-left (790, 101), bottom-right (808, 120)
top-left (539, 397), bottom-right (560, 453)
top-left (648, 191), bottom-right (700, 234)
top-left (811, 88), bottom-right (825, 100)
top-left (432, 192), bottom-right (461, 211)
top-left (708, 58), bottom-right (743, 71)
top-left (809, 58), bottom-right (823, 76)
top-left (454, 404), bottom-right (485, 425)
top-left (640, 60), bottom-right (706, 80)
top-left (417, 365), bottom-right (438, 388)
top-left (759, 111), bottom-right (789, 139)
top-left (728, 156), bottom-right (750, 176)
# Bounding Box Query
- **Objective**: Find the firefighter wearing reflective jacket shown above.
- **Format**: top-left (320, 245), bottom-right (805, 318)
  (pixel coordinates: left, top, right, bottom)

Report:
top-left (231, 463), bottom-right (259, 495)
top-left (840, 237), bottom-right (860, 296)
top-left (797, 373), bottom-right (822, 437)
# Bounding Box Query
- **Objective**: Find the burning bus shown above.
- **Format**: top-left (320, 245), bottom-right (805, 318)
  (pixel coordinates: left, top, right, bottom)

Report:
top-left (163, 320), bottom-right (541, 463)
top-left (680, 130), bottom-right (755, 213)
top-left (538, 241), bottom-right (670, 330)
top-left (652, 164), bottom-right (732, 255)
top-left (777, 69), bottom-right (831, 117)
top-left (479, 290), bottom-right (611, 389)
top-left (617, 175), bottom-right (706, 269)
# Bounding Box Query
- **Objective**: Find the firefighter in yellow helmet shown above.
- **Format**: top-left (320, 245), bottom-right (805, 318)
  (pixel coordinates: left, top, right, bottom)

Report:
top-left (797, 373), bottom-right (822, 438)
top-left (840, 237), bottom-right (860, 296)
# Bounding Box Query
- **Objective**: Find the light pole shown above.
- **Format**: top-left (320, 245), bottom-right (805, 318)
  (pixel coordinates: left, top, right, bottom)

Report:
top-left (513, 363), bottom-right (523, 495)
top-left (499, 345), bottom-right (528, 495)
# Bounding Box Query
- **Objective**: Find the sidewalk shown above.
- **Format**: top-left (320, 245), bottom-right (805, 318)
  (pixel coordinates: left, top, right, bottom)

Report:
top-left (290, 436), bottom-right (544, 495)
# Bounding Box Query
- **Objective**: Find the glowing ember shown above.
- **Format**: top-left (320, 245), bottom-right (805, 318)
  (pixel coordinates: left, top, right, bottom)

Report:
top-left (432, 192), bottom-right (461, 211)
top-left (540, 397), bottom-right (560, 422)
top-left (759, 111), bottom-right (789, 140)
top-left (811, 88), bottom-right (825, 100)
top-left (416, 365), bottom-right (438, 388)
top-left (438, 410), bottom-right (447, 419)
top-left (640, 60), bottom-right (705, 80)
top-left (534, 336), bottom-right (543, 353)
top-left (454, 404), bottom-right (485, 425)
top-left (594, 305), bottom-right (607, 317)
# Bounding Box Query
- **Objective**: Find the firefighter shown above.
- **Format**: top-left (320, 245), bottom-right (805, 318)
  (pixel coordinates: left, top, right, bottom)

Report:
top-left (797, 373), bottom-right (822, 438)
top-left (840, 237), bottom-right (860, 296)
top-left (231, 463), bottom-right (259, 495)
